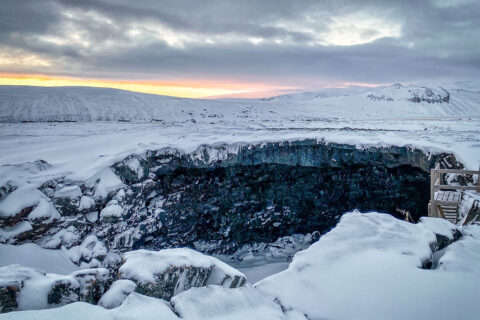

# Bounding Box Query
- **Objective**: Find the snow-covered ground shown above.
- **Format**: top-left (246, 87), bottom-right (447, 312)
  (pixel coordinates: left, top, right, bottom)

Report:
top-left (256, 211), bottom-right (480, 320)
top-left (0, 82), bottom-right (479, 189)
top-left (0, 243), bottom-right (78, 274)
top-left (0, 83), bottom-right (479, 319)
top-left (1, 211), bottom-right (479, 320)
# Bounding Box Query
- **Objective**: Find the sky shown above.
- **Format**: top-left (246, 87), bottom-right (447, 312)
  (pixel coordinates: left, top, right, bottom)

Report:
top-left (0, 0), bottom-right (479, 98)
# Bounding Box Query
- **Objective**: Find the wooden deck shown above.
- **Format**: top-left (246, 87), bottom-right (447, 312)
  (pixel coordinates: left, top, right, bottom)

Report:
top-left (428, 164), bottom-right (479, 225)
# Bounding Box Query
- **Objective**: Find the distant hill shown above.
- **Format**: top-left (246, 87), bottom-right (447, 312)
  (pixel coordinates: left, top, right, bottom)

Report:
top-left (0, 83), bottom-right (479, 123)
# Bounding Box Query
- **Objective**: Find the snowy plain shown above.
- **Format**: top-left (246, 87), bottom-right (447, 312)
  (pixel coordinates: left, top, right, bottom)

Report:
top-left (1, 82), bottom-right (480, 190)
top-left (0, 83), bottom-right (480, 319)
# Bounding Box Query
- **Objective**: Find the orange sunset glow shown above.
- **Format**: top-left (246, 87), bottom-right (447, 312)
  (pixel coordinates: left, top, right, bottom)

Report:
top-left (0, 74), bottom-right (300, 99)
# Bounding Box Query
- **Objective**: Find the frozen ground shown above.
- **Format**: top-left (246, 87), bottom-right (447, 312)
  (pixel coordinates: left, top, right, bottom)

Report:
top-left (0, 84), bottom-right (479, 319)
top-left (0, 117), bottom-right (479, 189)
top-left (256, 211), bottom-right (480, 320)
top-left (1, 211), bottom-right (479, 320)
top-left (1, 82), bottom-right (479, 188)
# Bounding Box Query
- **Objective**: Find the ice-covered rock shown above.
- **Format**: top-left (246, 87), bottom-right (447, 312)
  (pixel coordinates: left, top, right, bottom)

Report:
top-left (98, 279), bottom-right (136, 309)
top-left (78, 196), bottom-right (95, 211)
top-left (118, 248), bottom-right (246, 300)
top-left (71, 268), bottom-right (112, 304)
top-left (91, 168), bottom-right (125, 198)
top-left (67, 235), bottom-right (107, 265)
top-left (0, 265), bottom-right (45, 313)
top-left (54, 186), bottom-right (82, 199)
top-left (100, 201), bottom-right (124, 220)
top-left (0, 265), bottom-right (112, 313)
top-left (224, 232), bottom-right (320, 263)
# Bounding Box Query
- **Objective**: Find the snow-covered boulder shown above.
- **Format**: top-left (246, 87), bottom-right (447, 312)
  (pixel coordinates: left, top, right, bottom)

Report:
top-left (0, 185), bottom-right (60, 227)
top-left (71, 268), bottom-right (112, 304)
top-left (46, 268), bottom-right (111, 308)
top-left (98, 279), bottom-right (137, 309)
top-left (170, 284), bottom-right (304, 320)
top-left (256, 211), bottom-right (480, 320)
top-left (47, 277), bottom-right (81, 307)
top-left (0, 265), bottom-right (45, 313)
top-left (118, 248), bottom-right (246, 300)
top-left (0, 184), bottom-right (61, 244)
top-left (0, 265), bottom-right (111, 313)
top-left (0, 292), bottom-right (179, 320)
top-left (67, 235), bottom-right (107, 266)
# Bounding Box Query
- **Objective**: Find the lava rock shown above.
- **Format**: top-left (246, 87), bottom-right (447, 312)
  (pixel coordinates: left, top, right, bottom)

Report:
top-left (118, 248), bottom-right (246, 301)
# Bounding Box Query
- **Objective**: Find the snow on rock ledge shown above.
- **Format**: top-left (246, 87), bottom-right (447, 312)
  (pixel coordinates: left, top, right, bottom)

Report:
top-left (256, 211), bottom-right (479, 320)
top-left (98, 279), bottom-right (137, 309)
top-left (171, 284), bottom-right (303, 320)
top-left (0, 265), bottom-right (111, 313)
top-left (118, 248), bottom-right (247, 301)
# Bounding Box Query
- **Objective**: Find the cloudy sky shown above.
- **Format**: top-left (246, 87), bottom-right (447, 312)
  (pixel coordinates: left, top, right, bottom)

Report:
top-left (0, 0), bottom-right (479, 97)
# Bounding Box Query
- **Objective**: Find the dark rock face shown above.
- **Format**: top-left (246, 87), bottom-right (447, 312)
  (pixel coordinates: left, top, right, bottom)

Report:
top-left (0, 285), bottom-right (20, 313)
top-left (72, 268), bottom-right (112, 304)
top-left (103, 141), bottom-right (452, 253)
top-left (431, 230), bottom-right (463, 252)
top-left (48, 279), bottom-right (80, 306)
top-left (134, 266), bottom-right (213, 301)
top-left (1, 140), bottom-right (461, 255)
top-left (143, 163), bottom-right (429, 251)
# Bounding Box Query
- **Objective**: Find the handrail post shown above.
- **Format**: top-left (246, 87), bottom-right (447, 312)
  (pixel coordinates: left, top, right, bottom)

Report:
top-left (430, 167), bottom-right (437, 217)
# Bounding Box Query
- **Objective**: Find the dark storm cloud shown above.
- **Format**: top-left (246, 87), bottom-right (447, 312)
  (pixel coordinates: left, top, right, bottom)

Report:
top-left (1, 0), bottom-right (479, 85)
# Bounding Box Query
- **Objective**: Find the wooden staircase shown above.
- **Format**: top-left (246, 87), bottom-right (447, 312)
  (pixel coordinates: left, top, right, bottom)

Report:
top-left (434, 191), bottom-right (461, 224)
top-left (428, 164), bottom-right (480, 225)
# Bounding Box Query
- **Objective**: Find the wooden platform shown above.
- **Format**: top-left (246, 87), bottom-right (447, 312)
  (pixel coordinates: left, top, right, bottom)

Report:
top-left (435, 191), bottom-right (461, 223)
top-left (429, 164), bottom-right (479, 225)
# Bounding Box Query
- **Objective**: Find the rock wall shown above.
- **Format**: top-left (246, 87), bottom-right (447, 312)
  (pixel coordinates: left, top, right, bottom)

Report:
top-left (1, 139), bottom-right (462, 256)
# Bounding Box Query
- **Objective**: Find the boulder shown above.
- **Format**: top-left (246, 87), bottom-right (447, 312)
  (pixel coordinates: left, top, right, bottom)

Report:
top-left (71, 268), bottom-right (112, 304)
top-left (48, 277), bottom-right (80, 306)
top-left (0, 265), bottom-right (112, 313)
top-left (98, 279), bottom-right (137, 309)
top-left (118, 248), bottom-right (246, 301)
top-left (0, 265), bottom-right (45, 313)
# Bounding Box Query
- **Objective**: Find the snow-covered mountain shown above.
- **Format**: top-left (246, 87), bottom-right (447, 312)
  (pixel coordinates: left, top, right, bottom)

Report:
top-left (0, 83), bottom-right (479, 123)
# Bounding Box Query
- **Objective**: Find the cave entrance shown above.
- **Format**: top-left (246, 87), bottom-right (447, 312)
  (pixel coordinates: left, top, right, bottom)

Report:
top-left (156, 163), bottom-right (430, 248)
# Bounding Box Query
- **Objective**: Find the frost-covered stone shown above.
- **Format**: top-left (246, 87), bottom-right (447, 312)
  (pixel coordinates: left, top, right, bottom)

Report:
top-left (54, 186), bottom-right (82, 199)
top-left (0, 265), bottom-right (112, 313)
top-left (85, 211), bottom-right (98, 223)
top-left (47, 277), bottom-right (80, 306)
top-left (47, 268), bottom-right (111, 307)
top-left (0, 185), bottom-right (45, 226)
top-left (100, 202), bottom-right (123, 220)
top-left (27, 198), bottom-right (60, 222)
top-left (67, 235), bottom-right (107, 265)
top-left (0, 222), bottom-right (33, 244)
top-left (71, 268), bottom-right (112, 304)
top-left (224, 232), bottom-right (320, 263)
top-left (98, 279), bottom-right (136, 309)
top-left (91, 168), bottom-right (125, 198)
top-left (39, 226), bottom-right (80, 249)
top-left (79, 196), bottom-right (95, 211)
top-left (118, 248), bottom-right (246, 301)
top-left (0, 265), bottom-right (45, 313)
